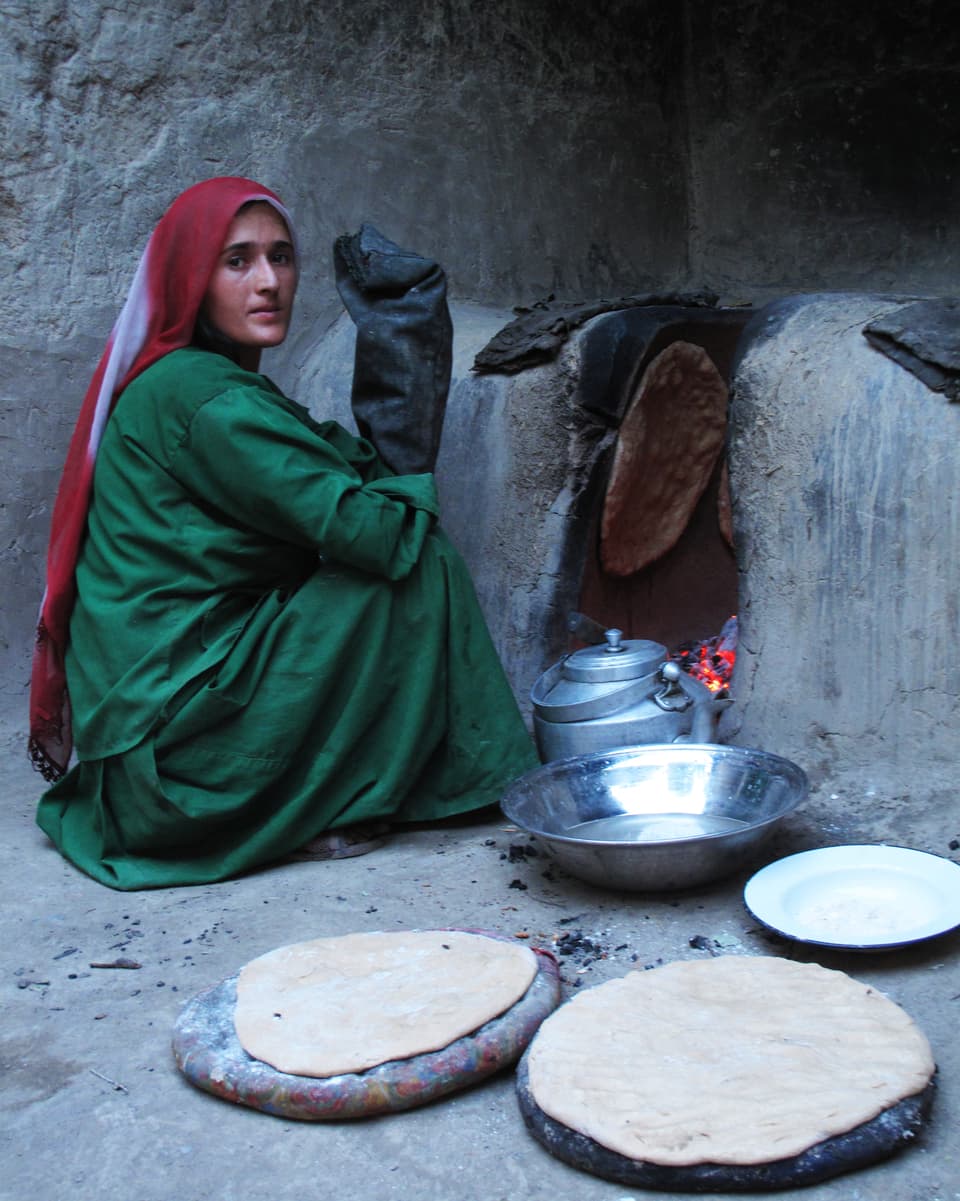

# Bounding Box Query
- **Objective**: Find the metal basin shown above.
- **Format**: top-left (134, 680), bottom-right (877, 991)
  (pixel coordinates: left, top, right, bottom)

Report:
top-left (500, 743), bottom-right (808, 892)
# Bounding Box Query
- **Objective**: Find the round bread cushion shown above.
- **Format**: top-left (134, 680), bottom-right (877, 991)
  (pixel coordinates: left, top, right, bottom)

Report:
top-left (172, 930), bottom-right (560, 1119)
top-left (234, 929), bottom-right (540, 1077)
top-left (517, 1059), bottom-right (933, 1192)
top-left (517, 956), bottom-right (935, 1191)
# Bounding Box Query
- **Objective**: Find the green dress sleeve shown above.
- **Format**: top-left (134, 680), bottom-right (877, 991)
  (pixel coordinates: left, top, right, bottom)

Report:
top-left (168, 384), bottom-right (441, 581)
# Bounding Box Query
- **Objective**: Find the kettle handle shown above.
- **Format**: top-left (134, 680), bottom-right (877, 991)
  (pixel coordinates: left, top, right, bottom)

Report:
top-left (531, 660), bottom-right (664, 723)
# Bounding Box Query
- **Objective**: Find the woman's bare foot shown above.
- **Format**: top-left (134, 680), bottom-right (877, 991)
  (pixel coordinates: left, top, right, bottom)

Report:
top-left (288, 821), bottom-right (391, 861)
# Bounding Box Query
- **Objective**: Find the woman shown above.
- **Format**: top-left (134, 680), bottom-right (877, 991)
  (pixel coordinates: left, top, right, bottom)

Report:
top-left (30, 177), bottom-right (537, 890)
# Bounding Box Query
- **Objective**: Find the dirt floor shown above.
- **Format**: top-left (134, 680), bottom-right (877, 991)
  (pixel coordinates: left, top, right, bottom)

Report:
top-left (3, 700), bottom-right (959, 1201)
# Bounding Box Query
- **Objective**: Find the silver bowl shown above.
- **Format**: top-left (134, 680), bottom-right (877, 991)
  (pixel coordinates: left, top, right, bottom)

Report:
top-left (500, 743), bottom-right (808, 891)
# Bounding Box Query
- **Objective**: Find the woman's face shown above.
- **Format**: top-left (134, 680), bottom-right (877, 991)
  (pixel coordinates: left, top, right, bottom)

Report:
top-left (202, 202), bottom-right (298, 365)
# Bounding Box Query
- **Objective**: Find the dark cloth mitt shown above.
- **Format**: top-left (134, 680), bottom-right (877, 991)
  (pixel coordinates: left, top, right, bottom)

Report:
top-left (334, 223), bottom-right (453, 475)
top-left (472, 291), bottom-right (718, 375)
top-left (863, 298), bottom-right (960, 401)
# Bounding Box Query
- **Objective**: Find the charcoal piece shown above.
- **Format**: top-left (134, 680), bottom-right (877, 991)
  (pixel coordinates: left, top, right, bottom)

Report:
top-left (515, 1052), bottom-right (935, 1192)
top-left (863, 298), bottom-right (960, 401)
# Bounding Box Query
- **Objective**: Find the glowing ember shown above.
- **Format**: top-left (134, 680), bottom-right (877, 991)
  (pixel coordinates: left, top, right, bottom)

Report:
top-left (672, 615), bottom-right (737, 697)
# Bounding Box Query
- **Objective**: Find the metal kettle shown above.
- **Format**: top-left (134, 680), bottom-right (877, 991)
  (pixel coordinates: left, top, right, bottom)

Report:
top-left (530, 615), bottom-right (723, 763)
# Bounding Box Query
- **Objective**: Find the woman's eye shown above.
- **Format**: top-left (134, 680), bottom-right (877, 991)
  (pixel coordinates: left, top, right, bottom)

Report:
top-left (226, 255), bottom-right (246, 269)
top-left (272, 251), bottom-right (292, 265)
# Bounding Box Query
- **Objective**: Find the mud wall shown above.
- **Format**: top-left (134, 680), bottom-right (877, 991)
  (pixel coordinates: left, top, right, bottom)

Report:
top-left (684, 0), bottom-right (959, 301)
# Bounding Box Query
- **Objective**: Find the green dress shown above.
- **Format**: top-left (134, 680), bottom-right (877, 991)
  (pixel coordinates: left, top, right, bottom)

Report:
top-left (36, 348), bottom-right (537, 889)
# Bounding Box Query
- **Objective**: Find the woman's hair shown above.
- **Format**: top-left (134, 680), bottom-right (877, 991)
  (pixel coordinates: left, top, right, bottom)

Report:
top-left (192, 308), bottom-right (247, 358)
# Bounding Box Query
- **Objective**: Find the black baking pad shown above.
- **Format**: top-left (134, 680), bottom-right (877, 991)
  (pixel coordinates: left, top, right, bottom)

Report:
top-left (515, 1050), bottom-right (934, 1192)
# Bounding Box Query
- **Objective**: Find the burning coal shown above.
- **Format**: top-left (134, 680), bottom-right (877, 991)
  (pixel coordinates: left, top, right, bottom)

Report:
top-left (672, 615), bottom-right (737, 697)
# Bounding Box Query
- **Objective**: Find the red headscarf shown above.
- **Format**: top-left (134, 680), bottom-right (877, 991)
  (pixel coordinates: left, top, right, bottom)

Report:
top-left (29, 177), bottom-right (296, 781)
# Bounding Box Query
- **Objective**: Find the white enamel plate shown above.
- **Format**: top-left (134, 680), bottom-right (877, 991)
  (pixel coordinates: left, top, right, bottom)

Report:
top-left (744, 844), bottom-right (960, 950)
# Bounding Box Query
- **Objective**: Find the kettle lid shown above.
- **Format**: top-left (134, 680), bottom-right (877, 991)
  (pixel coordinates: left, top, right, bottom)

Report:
top-left (530, 630), bottom-right (669, 723)
top-left (562, 629), bottom-right (667, 683)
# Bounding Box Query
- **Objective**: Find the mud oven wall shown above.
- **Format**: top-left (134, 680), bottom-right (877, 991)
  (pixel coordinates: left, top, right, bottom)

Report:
top-left (721, 294), bottom-right (960, 800)
top-left (300, 294), bottom-right (959, 799)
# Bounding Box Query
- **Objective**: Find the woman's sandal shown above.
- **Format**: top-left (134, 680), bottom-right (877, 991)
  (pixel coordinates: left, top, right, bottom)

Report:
top-left (288, 821), bottom-right (391, 861)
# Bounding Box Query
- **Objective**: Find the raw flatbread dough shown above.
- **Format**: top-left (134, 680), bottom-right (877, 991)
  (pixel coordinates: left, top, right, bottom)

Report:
top-left (526, 955), bottom-right (934, 1167)
top-left (601, 341), bottom-right (728, 576)
top-left (235, 930), bottom-right (538, 1077)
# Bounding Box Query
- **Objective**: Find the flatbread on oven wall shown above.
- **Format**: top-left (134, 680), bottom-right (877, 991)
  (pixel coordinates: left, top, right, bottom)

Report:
top-left (601, 341), bottom-right (728, 576)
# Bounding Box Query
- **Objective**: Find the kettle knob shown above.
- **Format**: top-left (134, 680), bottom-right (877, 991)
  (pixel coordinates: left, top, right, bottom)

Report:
top-left (604, 628), bottom-right (625, 653)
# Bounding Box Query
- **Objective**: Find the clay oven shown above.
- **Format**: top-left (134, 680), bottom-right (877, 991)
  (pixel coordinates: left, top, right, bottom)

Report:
top-left (300, 292), bottom-right (959, 799)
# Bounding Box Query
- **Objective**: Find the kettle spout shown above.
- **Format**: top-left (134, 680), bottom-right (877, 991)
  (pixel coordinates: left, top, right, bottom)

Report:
top-left (659, 661), bottom-right (728, 743)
